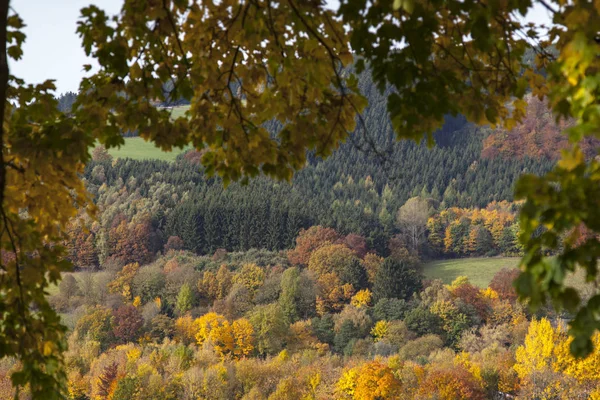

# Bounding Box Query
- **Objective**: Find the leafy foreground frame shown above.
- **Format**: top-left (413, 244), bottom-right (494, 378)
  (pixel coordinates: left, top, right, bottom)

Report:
top-left (1, 0), bottom-right (600, 397)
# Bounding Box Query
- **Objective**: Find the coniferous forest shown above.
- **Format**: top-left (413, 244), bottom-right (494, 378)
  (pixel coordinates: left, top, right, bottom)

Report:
top-left (69, 72), bottom-right (557, 267)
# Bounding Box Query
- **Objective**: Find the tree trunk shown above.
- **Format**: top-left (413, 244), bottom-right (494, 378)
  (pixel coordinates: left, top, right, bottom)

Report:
top-left (0, 0), bottom-right (9, 209)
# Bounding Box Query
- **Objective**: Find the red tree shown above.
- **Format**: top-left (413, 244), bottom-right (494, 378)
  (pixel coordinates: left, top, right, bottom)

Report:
top-left (111, 305), bottom-right (144, 344)
top-left (489, 268), bottom-right (520, 303)
top-left (287, 226), bottom-right (342, 266)
top-left (112, 219), bottom-right (156, 265)
top-left (453, 283), bottom-right (490, 320)
top-left (344, 233), bottom-right (368, 258)
top-left (165, 235), bottom-right (184, 252)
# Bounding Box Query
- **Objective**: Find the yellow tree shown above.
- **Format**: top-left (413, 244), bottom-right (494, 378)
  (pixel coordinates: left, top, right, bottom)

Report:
top-left (337, 361), bottom-right (401, 400)
top-left (350, 289), bottom-right (372, 309)
top-left (193, 312), bottom-right (227, 346)
top-left (371, 321), bottom-right (390, 342)
top-left (554, 332), bottom-right (600, 383)
top-left (107, 262), bottom-right (140, 301)
top-left (232, 318), bottom-right (255, 358)
top-left (233, 263), bottom-right (265, 295)
top-left (514, 318), bottom-right (558, 381)
top-left (210, 321), bottom-right (236, 357)
top-left (174, 314), bottom-right (196, 345)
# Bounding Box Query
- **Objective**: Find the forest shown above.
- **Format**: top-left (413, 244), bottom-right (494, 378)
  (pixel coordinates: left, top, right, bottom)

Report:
top-left (1, 73), bottom-right (591, 399)
top-left (3, 225), bottom-right (599, 399)
top-left (63, 72), bottom-right (562, 269)
top-left (6, 0), bottom-right (600, 398)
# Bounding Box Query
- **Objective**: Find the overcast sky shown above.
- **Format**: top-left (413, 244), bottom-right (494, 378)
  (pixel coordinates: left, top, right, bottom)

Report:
top-left (12, 0), bottom-right (553, 94)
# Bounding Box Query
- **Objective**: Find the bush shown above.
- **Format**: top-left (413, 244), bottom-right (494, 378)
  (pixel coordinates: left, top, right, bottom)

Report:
top-left (399, 335), bottom-right (444, 361)
top-left (404, 307), bottom-right (444, 337)
top-left (132, 265), bottom-right (166, 302)
top-left (372, 298), bottom-right (410, 321)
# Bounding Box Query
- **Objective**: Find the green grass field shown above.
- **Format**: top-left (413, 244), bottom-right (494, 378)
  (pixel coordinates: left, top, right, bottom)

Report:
top-left (107, 137), bottom-right (191, 162)
top-left (170, 105), bottom-right (190, 119)
top-left (103, 106), bottom-right (192, 162)
top-left (423, 257), bottom-right (520, 288)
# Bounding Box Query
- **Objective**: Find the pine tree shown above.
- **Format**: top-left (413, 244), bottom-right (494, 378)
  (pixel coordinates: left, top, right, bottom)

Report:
top-left (373, 258), bottom-right (422, 302)
top-left (340, 258), bottom-right (369, 291)
top-left (279, 267), bottom-right (300, 324)
top-left (176, 283), bottom-right (194, 315)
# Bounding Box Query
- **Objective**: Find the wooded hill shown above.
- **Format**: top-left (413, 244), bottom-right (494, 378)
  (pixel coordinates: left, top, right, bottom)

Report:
top-left (70, 71), bottom-right (562, 263)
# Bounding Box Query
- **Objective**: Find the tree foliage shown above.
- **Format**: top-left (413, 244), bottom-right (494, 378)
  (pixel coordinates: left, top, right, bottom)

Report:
top-left (5, 0), bottom-right (600, 395)
top-left (372, 258), bottom-right (422, 302)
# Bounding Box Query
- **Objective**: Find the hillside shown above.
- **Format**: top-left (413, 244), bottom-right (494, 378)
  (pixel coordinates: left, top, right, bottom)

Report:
top-left (78, 71), bottom-right (558, 260)
top-left (482, 95), bottom-right (599, 160)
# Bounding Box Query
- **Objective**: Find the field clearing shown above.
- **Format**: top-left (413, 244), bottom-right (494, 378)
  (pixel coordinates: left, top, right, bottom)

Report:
top-left (423, 257), bottom-right (520, 288)
top-left (101, 106), bottom-right (192, 161)
top-left (107, 137), bottom-right (191, 162)
top-left (170, 105), bottom-right (190, 119)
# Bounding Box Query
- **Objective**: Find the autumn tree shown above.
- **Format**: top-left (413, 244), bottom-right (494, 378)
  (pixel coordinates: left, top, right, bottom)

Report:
top-left (396, 196), bottom-right (429, 253)
top-left (111, 305), bottom-right (144, 344)
top-left (514, 318), bottom-right (558, 382)
top-left (344, 233), bottom-right (368, 258)
top-left (489, 268), bottom-right (520, 303)
top-left (514, 318), bottom-right (564, 397)
top-left (337, 361), bottom-right (402, 400)
top-left (209, 318), bottom-right (255, 359)
top-left (308, 243), bottom-right (362, 286)
top-left (164, 235), bottom-right (184, 252)
top-left (361, 253), bottom-right (383, 285)
top-left (199, 265), bottom-right (233, 301)
top-left (6, 0), bottom-right (600, 395)
top-left (111, 220), bottom-right (156, 265)
top-left (75, 306), bottom-right (114, 350)
top-left (108, 262), bottom-right (140, 301)
top-left (233, 263), bottom-right (265, 296)
top-left (418, 366), bottom-right (486, 400)
top-left (288, 226), bottom-right (342, 267)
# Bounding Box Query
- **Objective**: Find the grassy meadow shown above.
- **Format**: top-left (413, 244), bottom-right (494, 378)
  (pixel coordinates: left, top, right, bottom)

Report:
top-left (423, 257), bottom-right (520, 288)
top-left (103, 106), bottom-right (192, 162)
top-left (106, 137), bottom-right (191, 162)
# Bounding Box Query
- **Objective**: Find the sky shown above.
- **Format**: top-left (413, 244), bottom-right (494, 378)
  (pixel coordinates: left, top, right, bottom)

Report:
top-left (12, 0), bottom-right (553, 94)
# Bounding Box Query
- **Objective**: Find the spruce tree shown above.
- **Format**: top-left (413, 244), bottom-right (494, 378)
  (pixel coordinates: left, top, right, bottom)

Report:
top-left (176, 283), bottom-right (194, 315)
top-left (373, 258), bottom-right (422, 302)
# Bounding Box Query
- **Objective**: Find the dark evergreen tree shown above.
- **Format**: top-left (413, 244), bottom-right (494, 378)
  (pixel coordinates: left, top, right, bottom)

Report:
top-left (340, 258), bottom-right (369, 291)
top-left (372, 258), bottom-right (423, 302)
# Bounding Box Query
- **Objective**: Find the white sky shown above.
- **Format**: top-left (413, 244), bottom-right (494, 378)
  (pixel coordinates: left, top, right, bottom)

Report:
top-left (11, 0), bottom-right (552, 94)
